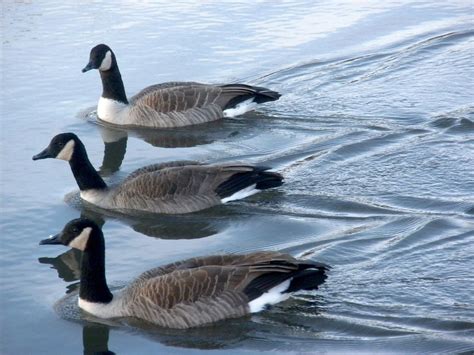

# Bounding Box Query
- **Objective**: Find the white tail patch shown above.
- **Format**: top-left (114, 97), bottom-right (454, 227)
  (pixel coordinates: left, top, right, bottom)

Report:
top-left (99, 50), bottom-right (112, 71)
top-left (248, 279), bottom-right (291, 313)
top-left (56, 140), bottom-right (75, 161)
top-left (69, 227), bottom-right (92, 251)
top-left (223, 98), bottom-right (257, 118)
top-left (221, 184), bottom-right (258, 203)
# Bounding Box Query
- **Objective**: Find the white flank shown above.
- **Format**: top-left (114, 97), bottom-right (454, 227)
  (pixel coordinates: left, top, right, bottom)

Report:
top-left (97, 97), bottom-right (129, 124)
top-left (69, 227), bottom-right (92, 251)
top-left (56, 140), bottom-right (75, 161)
top-left (223, 98), bottom-right (257, 118)
top-left (79, 292), bottom-right (123, 318)
top-left (99, 50), bottom-right (112, 71)
top-left (248, 279), bottom-right (291, 313)
top-left (221, 184), bottom-right (258, 203)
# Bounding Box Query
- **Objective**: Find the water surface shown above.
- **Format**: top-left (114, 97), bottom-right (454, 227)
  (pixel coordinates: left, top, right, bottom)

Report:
top-left (1, 1), bottom-right (474, 354)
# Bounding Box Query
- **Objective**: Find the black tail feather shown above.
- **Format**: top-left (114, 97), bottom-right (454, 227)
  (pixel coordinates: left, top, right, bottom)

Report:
top-left (216, 167), bottom-right (283, 199)
top-left (255, 171), bottom-right (284, 190)
top-left (244, 262), bottom-right (330, 301)
top-left (285, 268), bottom-right (328, 293)
top-left (220, 84), bottom-right (281, 109)
top-left (252, 86), bottom-right (281, 103)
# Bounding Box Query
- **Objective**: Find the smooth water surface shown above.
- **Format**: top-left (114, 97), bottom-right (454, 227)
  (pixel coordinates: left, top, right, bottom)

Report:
top-left (1, 1), bottom-right (474, 354)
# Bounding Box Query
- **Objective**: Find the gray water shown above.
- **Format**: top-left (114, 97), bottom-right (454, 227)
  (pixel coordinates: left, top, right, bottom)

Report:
top-left (1, 1), bottom-right (474, 354)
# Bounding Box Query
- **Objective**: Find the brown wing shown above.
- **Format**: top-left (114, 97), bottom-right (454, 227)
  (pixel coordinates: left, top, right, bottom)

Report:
top-left (121, 252), bottom-right (305, 328)
top-left (111, 164), bottom-right (257, 213)
top-left (133, 84), bottom-right (223, 113)
top-left (126, 83), bottom-right (226, 127)
top-left (126, 82), bottom-right (279, 128)
top-left (123, 267), bottom-right (250, 328)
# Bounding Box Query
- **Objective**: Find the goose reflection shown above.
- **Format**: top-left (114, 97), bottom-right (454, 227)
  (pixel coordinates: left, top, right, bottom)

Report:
top-left (75, 206), bottom-right (222, 240)
top-left (38, 249), bottom-right (81, 291)
top-left (130, 120), bottom-right (230, 148)
top-left (98, 128), bottom-right (128, 177)
top-left (63, 181), bottom-right (226, 237)
top-left (96, 119), bottom-right (247, 176)
top-left (83, 324), bottom-right (116, 355)
top-left (60, 293), bottom-right (320, 351)
top-left (123, 317), bottom-right (251, 349)
top-left (78, 306), bottom-right (251, 351)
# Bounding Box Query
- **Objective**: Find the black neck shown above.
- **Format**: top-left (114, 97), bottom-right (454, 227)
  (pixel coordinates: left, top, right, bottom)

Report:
top-left (69, 143), bottom-right (107, 191)
top-left (99, 65), bottom-right (128, 104)
top-left (79, 230), bottom-right (113, 303)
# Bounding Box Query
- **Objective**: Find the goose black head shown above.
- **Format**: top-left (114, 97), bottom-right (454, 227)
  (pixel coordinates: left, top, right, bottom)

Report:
top-left (32, 132), bottom-right (81, 162)
top-left (82, 44), bottom-right (115, 73)
top-left (40, 218), bottom-right (102, 251)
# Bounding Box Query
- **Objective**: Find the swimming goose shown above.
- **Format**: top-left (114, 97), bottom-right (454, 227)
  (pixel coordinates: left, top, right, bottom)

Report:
top-left (40, 218), bottom-right (330, 329)
top-left (82, 44), bottom-right (281, 128)
top-left (32, 133), bottom-right (283, 214)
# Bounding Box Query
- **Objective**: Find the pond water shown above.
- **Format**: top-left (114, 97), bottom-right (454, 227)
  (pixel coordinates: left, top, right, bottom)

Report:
top-left (1, 1), bottom-right (474, 354)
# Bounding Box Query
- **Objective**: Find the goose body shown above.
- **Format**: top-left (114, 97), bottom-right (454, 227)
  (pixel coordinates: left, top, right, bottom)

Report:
top-left (40, 218), bottom-right (330, 329)
top-left (82, 44), bottom-right (281, 128)
top-left (33, 133), bottom-right (283, 214)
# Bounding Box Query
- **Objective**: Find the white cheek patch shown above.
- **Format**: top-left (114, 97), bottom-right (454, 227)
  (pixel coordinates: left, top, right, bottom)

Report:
top-left (69, 227), bottom-right (92, 251)
top-left (56, 140), bottom-right (75, 161)
top-left (99, 51), bottom-right (112, 71)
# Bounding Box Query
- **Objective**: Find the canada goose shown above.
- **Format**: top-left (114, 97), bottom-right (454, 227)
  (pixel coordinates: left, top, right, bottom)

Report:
top-left (82, 44), bottom-right (281, 128)
top-left (40, 218), bottom-right (330, 329)
top-left (32, 133), bottom-right (283, 214)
